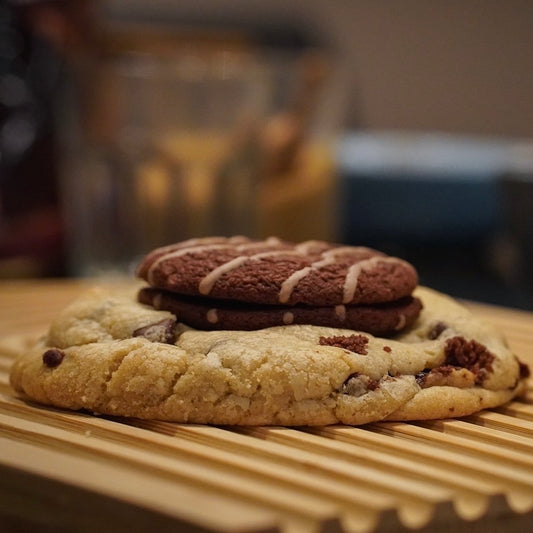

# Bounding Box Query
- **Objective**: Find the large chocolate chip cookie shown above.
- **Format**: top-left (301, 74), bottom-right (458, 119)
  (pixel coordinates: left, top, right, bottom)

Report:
top-left (10, 285), bottom-right (528, 425)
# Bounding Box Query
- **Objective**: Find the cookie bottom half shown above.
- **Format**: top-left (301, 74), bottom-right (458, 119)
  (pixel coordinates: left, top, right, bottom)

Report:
top-left (138, 287), bottom-right (423, 337)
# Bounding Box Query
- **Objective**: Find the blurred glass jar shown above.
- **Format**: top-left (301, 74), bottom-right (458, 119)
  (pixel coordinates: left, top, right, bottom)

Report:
top-left (56, 24), bottom-right (337, 277)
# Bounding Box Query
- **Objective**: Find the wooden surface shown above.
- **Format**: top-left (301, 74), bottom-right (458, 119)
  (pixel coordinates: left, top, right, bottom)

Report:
top-left (1, 278), bottom-right (533, 532)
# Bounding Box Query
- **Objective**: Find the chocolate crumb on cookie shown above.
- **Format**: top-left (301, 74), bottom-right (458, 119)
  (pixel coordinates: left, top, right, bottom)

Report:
top-left (319, 334), bottom-right (369, 355)
top-left (444, 337), bottom-right (494, 385)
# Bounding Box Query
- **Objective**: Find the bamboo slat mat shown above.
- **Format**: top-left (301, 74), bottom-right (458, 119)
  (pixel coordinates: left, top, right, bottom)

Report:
top-left (1, 279), bottom-right (533, 532)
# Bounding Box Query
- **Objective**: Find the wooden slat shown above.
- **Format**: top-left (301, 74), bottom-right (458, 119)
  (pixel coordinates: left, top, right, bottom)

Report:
top-left (0, 394), bottom-right (387, 533)
top-left (1, 279), bottom-right (533, 532)
top-left (137, 422), bottom-right (454, 529)
top-left (311, 424), bottom-right (533, 513)
top-left (0, 435), bottom-right (280, 533)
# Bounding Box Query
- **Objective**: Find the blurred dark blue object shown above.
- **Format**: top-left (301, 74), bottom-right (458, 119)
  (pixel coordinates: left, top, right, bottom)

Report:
top-left (337, 132), bottom-right (507, 245)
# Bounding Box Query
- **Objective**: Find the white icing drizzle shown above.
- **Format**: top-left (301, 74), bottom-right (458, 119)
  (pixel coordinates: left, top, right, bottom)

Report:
top-left (146, 238), bottom-right (252, 285)
top-left (148, 237), bottom-right (283, 288)
top-left (198, 249), bottom-right (296, 295)
top-left (395, 313), bottom-right (406, 330)
top-left (343, 256), bottom-right (406, 303)
top-left (199, 256), bottom-right (250, 295)
top-left (335, 305), bottom-right (346, 321)
top-left (279, 267), bottom-right (312, 303)
top-left (146, 237), bottom-right (408, 308)
top-left (147, 244), bottom-right (229, 284)
top-left (294, 240), bottom-right (324, 254)
top-left (283, 311), bottom-right (294, 325)
top-left (206, 309), bottom-right (219, 324)
top-left (279, 247), bottom-right (372, 304)
top-left (147, 236), bottom-right (248, 264)
top-left (342, 256), bottom-right (386, 304)
top-left (236, 236), bottom-right (281, 252)
top-left (198, 239), bottom-right (327, 299)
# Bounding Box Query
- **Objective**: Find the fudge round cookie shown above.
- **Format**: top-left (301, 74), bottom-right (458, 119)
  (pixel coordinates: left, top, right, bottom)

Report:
top-left (137, 287), bottom-right (423, 336)
top-left (136, 236), bottom-right (419, 306)
top-left (10, 286), bottom-right (528, 425)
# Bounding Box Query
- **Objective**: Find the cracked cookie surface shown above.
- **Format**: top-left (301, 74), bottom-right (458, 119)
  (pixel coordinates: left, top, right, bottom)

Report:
top-left (9, 286), bottom-right (527, 425)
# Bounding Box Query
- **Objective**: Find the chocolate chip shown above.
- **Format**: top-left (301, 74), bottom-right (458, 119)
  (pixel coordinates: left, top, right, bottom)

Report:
top-left (428, 321), bottom-right (448, 340)
top-left (319, 334), bottom-right (369, 355)
top-left (383, 346), bottom-right (392, 353)
top-left (43, 348), bottom-right (65, 368)
top-left (133, 318), bottom-right (177, 344)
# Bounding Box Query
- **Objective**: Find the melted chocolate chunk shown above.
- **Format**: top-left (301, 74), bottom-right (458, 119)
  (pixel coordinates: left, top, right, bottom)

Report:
top-left (428, 321), bottom-right (448, 340)
top-left (444, 336), bottom-right (494, 385)
top-left (133, 318), bottom-right (177, 344)
top-left (415, 371), bottom-right (426, 387)
top-left (42, 348), bottom-right (65, 368)
top-left (416, 365), bottom-right (475, 389)
top-left (319, 334), bottom-right (369, 355)
top-left (342, 373), bottom-right (379, 396)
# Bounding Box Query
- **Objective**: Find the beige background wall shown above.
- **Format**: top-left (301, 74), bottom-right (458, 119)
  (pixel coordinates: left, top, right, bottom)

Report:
top-left (102, 0), bottom-right (533, 138)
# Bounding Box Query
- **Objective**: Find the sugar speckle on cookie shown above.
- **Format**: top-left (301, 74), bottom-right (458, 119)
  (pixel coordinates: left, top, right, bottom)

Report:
top-left (319, 334), bottom-right (369, 355)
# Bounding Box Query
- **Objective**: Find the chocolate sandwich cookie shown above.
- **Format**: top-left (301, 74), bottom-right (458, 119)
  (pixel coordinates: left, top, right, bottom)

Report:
top-left (136, 236), bottom-right (419, 306)
top-left (138, 287), bottom-right (423, 336)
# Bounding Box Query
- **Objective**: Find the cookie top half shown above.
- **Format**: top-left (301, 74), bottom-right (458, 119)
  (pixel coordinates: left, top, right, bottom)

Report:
top-left (136, 236), bottom-right (418, 306)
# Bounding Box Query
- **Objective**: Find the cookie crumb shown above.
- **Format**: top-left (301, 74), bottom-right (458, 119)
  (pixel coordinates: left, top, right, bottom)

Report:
top-left (319, 334), bottom-right (369, 355)
top-left (42, 348), bottom-right (65, 368)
